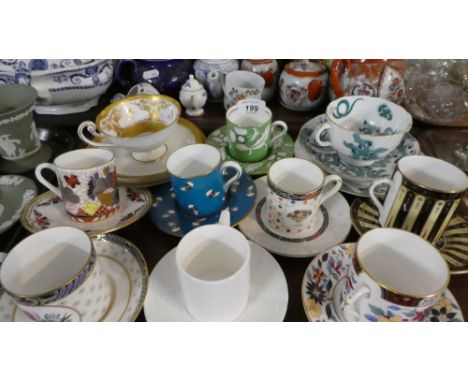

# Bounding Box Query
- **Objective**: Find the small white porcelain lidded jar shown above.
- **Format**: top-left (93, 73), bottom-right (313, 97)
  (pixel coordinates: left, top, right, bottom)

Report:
top-left (179, 74), bottom-right (208, 116)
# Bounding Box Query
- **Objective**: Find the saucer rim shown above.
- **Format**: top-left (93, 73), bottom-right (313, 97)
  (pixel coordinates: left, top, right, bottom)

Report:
top-left (301, 242), bottom-right (465, 322)
top-left (149, 174), bottom-right (257, 238)
top-left (238, 176), bottom-right (352, 258)
top-left (0, 175), bottom-right (38, 234)
top-left (143, 240), bottom-right (289, 322)
top-left (295, 114), bottom-right (420, 182)
top-left (350, 198), bottom-right (468, 275)
top-left (20, 187), bottom-right (153, 236)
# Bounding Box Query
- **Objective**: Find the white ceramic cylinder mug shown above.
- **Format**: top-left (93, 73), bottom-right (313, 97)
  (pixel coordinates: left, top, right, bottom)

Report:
top-left (175, 215), bottom-right (250, 321)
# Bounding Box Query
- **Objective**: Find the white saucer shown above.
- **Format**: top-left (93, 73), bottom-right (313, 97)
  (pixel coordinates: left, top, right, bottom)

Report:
top-left (96, 118), bottom-right (205, 187)
top-left (238, 177), bottom-right (351, 258)
top-left (0, 234), bottom-right (148, 322)
top-left (144, 241), bottom-right (289, 321)
top-left (20, 187), bottom-right (152, 236)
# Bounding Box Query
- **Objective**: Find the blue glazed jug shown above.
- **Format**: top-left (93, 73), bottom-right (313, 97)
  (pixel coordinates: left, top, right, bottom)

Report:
top-left (114, 59), bottom-right (192, 96)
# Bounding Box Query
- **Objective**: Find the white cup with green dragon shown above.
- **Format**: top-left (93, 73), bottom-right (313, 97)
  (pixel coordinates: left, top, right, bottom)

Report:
top-left (314, 96), bottom-right (412, 166)
top-left (35, 148), bottom-right (120, 223)
top-left (0, 227), bottom-right (112, 322)
top-left (226, 99), bottom-right (288, 163)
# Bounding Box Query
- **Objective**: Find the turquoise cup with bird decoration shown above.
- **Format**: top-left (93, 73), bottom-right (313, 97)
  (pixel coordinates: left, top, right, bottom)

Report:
top-left (35, 149), bottom-right (120, 222)
top-left (166, 144), bottom-right (242, 217)
top-left (313, 96), bottom-right (412, 166)
top-left (226, 99), bottom-right (288, 163)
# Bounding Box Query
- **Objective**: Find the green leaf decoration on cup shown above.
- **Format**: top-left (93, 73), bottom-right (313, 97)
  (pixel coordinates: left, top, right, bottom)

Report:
top-left (378, 104), bottom-right (393, 121)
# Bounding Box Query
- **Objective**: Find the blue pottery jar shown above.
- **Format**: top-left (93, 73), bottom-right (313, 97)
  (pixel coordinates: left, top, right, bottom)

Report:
top-left (166, 144), bottom-right (242, 217)
top-left (114, 59), bottom-right (192, 96)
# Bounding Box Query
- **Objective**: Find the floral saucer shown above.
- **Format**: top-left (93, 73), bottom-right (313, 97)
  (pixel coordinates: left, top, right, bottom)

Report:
top-left (149, 172), bottom-right (256, 237)
top-left (301, 243), bottom-right (464, 322)
top-left (294, 114), bottom-right (420, 197)
top-left (0, 143), bottom-right (52, 174)
top-left (0, 234), bottom-right (148, 322)
top-left (144, 241), bottom-right (288, 321)
top-left (93, 118), bottom-right (205, 188)
top-left (207, 125), bottom-right (294, 176)
top-left (0, 175), bottom-right (37, 234)
top-left (351, 198), bottom-right (468, 275)
top-left (238, 176), bottom-right (351, 258)
top-left (20, 187), bottom-right (152, 236)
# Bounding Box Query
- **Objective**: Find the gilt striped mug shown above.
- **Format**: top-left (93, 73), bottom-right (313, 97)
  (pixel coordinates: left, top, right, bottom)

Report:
top-left (369, 155), bottom-right (468, 243)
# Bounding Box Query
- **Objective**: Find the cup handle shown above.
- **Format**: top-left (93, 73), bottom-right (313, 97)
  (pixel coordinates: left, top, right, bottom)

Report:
top-left (318, 174), bottom-right (342, 206)
top-left (369, 177), bottom-right (394, 218)
top-left (35, 163), bottom-right (62, 198)
top-left (77, 121), bottom-right (115, 148)
top-left (221, 161), bottom-right (242, 193)
top-left (314, 122), bottom-right (333, 147)
top-left (341, 285), bottom-right (371, 322)
top-left (269, 121), bottom-right (288, 147)
top-left (218, 208), bottom-right (231, 226)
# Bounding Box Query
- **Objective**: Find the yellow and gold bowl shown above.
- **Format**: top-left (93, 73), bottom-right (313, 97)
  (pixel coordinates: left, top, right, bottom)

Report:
top-left (78, 95), bottom-right (181, 161)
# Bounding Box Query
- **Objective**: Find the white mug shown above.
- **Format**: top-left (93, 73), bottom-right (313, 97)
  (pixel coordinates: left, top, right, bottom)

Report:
top-left (175, 213), bottom-right (250, 321)
top-left (0, 227), bottom-right (112, 322)
top-left (337, 228), bottom-right (450, 322)
top-left (264, 158), bottom-right (342, 239)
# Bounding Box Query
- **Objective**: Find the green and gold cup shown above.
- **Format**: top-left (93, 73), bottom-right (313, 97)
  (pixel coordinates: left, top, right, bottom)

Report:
top-left (226, 99), bottom-right (288, 163)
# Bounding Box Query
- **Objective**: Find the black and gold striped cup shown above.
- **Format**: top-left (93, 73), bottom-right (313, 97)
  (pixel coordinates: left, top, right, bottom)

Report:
top-left (369, 155), bottom-right (468, 243)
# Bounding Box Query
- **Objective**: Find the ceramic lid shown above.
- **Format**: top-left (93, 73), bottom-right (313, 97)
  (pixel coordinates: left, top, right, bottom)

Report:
top-left (285, 60), bottom-right (326, 77)
top-left (181, 74), bottom-right (204, 91)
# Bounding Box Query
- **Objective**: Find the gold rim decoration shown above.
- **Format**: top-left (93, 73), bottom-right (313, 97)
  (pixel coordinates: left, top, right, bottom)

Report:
top-left (351, 198), bottom-right (468, 275)
top-left (95, 94), bottom-right (182, 135)
top-left (355, 227), bottom-right (450, 300)
top-left (20, 188), bottom-right (153, 237)
top-left (95, 234), bottom-right (149, 322)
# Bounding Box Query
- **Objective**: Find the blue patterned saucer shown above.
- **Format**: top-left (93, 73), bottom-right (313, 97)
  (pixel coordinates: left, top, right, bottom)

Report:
top-left (295, 114), bottom-right (420, 197)
top-left (149, 171), bottom-right (256, 237)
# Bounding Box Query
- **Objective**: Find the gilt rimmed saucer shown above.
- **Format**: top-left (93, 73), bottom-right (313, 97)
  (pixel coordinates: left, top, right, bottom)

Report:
top-left (0, 175), bottom-right (37, 234)
top-left (351, 198), bottom-right (468, 275)
top-left (294, 114), bottom-right (420, 197)
top-left (0, 143), bottom-right (52, 174)
top-left (0, 234), bottom-right (148, 322)
top-left (149, 172), bottom-right (256, 237)
top-left (207, 125), bottom-right (294, 176)
top-left (238, 176), bottom-right (351, 258)
top-left (20, 187), bottom-right (152, 236)
top-left (93, 118), bottom-right (205, 187)
top-left (144, 241), bottom-right (288, 321)
top-left (301, 243), bottom-right (464, 322)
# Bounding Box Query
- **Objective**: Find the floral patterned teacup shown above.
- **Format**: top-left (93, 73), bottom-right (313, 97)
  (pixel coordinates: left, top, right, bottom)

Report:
top-left (337, 228), bottom-right (450, 322)
top-left (313, 96), bottom-right (412, 166)
top-left (263, 158), bottom-right (342, 239)
top-left (208, 70), bottom-right (265, 110)
top-left (0, 227), bottom-right (112, 322)
top-left (35, 148), bottom-right (119, 222)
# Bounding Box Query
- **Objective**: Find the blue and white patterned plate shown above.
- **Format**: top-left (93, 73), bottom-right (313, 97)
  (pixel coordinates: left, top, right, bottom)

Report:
top-left (295, 114), bottom-right (420, 197)
top-left (149, 171), bottom-right (257, 237)
top-left (301, 243), bottom-right (464, 322)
